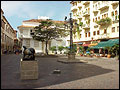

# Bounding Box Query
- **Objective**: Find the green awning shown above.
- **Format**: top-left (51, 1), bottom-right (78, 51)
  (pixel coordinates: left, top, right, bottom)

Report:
top-left (90, 39), bottom-right (119, 49)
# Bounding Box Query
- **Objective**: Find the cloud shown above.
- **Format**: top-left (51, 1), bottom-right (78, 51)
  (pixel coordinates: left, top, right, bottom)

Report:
top-left (1, 1), bottom-right (38, 19)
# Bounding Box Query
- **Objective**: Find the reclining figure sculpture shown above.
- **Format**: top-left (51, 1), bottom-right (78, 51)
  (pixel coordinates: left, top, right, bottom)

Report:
top-left (23, 46), bottom-right (35, 60)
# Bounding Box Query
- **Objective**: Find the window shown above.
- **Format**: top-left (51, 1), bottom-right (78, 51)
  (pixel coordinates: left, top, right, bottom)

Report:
top-left (104, 29), bottom-right (107, 34)
top-left (111, 11), bottom-right (114, 16)
top-left (104, 14), bottom-right (106, 18)
top-left (25, 39), bottom-right (30, 47)
top-left (97, 30), bottom-right (100, 35)
top-left (98, 16), bottom-right (100, 20)
top-left (80, 34), bottom-right (81, 38)
top-left (34, 40), bottom-right (39, 47)
top-left (88, 32), bottom-right (90, 37)
top-left (95, 17), bottom-right (97, 21)
top-left (102, 15), bottom-right (104, 19)
top-left (85, 33), bottom-right (87, 37)
top-left (112, 27), bottom-right (115, 32)
top-left (115, 10), bottom-right (117, 15)
top-left (93, 31), bottom-right (96, 36)
top-left (23, 30), bottom-right (28, 35)
top-left (117, 26), bottom-right (119, 32)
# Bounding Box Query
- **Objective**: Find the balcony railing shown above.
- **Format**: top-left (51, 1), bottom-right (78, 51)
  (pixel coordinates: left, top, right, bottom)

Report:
top-left (83, 11), bottom-right (90, 17)
top-left (111, 1), bottom-right (119, 5)
top-left (77, 15), bottom-right (82, 19)
top-left (98, 3), bottom-right (109, 10)
top-left (83, 1), bottom-right (90, 5)
top-left (93, 8), bottom-right (99, 13)
top-left (82, 24), bottom-right (90, 29)
top-left (77, 3), bottom-right (82, 8)
top-left (71, 6), bottom-right (78, 11)
top-left (112, 15), bottom-right (119, 23)
top-left (98, 34), bottom-right (109, 39)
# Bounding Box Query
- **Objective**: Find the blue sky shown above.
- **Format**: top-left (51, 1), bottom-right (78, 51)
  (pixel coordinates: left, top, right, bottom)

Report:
top-left (1, 1), bottom-right (71, 31)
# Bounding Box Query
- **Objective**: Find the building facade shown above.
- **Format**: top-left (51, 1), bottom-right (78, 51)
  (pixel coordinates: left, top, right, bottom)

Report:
top-left (70, 1), bottom-right (119, 49)
top-left (17, 17), bottom-right (70, 54)
top-left (1, 9), bottom-right (17, 54)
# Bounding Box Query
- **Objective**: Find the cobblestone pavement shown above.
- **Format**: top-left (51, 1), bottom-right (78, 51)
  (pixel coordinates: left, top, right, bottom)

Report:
top-left (1, 54), bottom-right (119, 89)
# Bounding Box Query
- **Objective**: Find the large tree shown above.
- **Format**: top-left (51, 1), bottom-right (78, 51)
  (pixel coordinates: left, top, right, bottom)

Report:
top-left (32, 20), bottom-right (69, 55)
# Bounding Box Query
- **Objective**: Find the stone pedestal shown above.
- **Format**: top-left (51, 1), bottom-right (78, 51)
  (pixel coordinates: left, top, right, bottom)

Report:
top-left (68, 53), bottom-right (75, 60)
top-left (20, 59), bottom-right (38, 80)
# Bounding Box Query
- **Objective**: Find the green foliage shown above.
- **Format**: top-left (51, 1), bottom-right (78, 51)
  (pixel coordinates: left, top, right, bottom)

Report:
top-left (32, 20), bottom-right (68, 55)
top-left (79, 22), bottom-right (83, 26)
top-left (96, 17), bottom-right (111, 25)
top-left (50, 46), bottom-right (57, 53)
top-left (111, 44), bottom-right (119, 57)
top-left (115, 15), bottom-right (117, 20)
top-left (86, 47), bottom-right (91, 52)
top-left (58, 46), bottom-right (64, 52)
top-left (104, 46), bottom-right (111, 54)
top-left (79, 46), bottom-right (84, 52)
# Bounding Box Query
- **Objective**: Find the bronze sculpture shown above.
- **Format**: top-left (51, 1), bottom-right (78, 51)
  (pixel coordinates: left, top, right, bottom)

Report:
top-left (23, 46), bottom-right (35, 60)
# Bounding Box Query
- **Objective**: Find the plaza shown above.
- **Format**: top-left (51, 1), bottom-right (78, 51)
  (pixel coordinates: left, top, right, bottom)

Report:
top-left (1, 54), bottom-right (119, 89)
top-left (1, 1), bottom-right (119, 89)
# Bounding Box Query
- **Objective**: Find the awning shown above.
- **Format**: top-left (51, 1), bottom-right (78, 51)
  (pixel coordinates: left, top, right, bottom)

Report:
top-left (88, 43), bottom-right (98, 47)
top-left (90, 39), bottom-right (119, 49)
top-left (82, 44), bottom-right (90, 47)
top-left (78, 42), bottom-right (83, 45)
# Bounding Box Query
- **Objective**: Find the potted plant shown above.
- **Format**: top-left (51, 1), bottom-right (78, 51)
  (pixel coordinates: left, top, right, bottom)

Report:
top-left (115, 15), bottom-right (117, 20)
top-left (58, 46), bottom-right (64, 54)
top-left (50, 46), bottom-right (57, 54)
top-left (105, 46), bottom-right (111, 58)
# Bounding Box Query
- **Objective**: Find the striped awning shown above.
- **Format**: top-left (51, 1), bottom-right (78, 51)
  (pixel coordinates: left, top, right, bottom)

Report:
top-left (82, 44), bottom-right (90, 47)
top-left (90, 39), bottom-right (119, 49)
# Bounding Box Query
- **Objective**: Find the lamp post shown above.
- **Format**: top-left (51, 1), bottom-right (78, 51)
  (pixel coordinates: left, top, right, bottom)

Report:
top-left (65, 13), bottom-right (74, 54)
top-left (65, 13), bottom-right (78, 60)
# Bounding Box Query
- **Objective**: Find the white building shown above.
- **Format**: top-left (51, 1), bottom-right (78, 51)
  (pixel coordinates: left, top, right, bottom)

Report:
top-left (17, 17), bottom-right (70, 54)
top-left (70, 1), bottom-right (119, 47)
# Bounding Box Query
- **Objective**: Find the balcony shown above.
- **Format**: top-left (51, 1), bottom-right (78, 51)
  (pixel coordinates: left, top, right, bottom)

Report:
top-left (82, 24), bottom-right (90, 29)
top-left (112, 15), bottom-right (119, 23)
top-left (111, 1), bottom-right (119, 5)
top-left (83, 1), bottom-right (90, 5)
top-left (73, 16), bottom-right (78, 19)
top-left (93, 8), bottom-right (99, 13)
top-left (98, 34), bottom-right (109, 39)
top-left (77, 3), bottom-right (82, 9)
top-left (94, 23), bottom-right (99, 28)
top-left (98, 3), bottom-right (109, 10)
top-left (83, 11), bottom-right (90, 17)
top-left (71, 6), bottom-right (78, 12)
top-left (77, 15), bottom-right (82, 19)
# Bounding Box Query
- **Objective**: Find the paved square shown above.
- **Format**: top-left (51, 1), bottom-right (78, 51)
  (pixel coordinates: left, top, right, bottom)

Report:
top-left (1, 54), bottom-right (119, 89)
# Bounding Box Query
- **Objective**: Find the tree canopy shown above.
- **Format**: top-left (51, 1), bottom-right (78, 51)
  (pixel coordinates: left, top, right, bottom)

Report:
top-left (32, 20), bottom-right (69, 55)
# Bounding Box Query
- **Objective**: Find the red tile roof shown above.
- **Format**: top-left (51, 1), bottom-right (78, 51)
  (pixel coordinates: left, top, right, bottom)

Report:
top-left (23, 19), bottom-right (65, 24)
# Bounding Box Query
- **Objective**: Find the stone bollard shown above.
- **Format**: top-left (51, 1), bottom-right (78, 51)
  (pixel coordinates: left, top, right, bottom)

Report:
top-left (20, 59), bottom-right (38, 80)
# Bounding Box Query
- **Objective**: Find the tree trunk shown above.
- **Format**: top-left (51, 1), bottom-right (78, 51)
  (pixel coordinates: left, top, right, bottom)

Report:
top-left (45, 41), bottom-right (48, 55)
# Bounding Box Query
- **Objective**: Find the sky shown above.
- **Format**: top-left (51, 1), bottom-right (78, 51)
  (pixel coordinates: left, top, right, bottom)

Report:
top-left (1, 1), bottom-right (71, 31)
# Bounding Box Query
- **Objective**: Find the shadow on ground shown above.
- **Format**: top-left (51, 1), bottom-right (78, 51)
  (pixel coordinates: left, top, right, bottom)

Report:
top-left (1, 54), bottom-right (114, 89)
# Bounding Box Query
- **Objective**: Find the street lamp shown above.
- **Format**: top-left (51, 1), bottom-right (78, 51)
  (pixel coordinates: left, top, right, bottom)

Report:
top-left (65, 13), bottom-right (74, 54)
top-left (64, 13), bottom-right (79, 60)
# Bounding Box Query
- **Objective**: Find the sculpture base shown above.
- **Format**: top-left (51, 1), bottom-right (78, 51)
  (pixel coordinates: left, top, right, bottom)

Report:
top-left (20, 59), bottom-right (38, 80)
top-left (68, 53), bottom-right (75, 60)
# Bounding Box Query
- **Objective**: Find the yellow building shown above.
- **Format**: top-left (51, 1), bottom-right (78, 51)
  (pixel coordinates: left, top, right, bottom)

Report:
top-left (70, 1), bottom-right (119, 48)
top-left (1, 9), bottom-right (17, 54)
